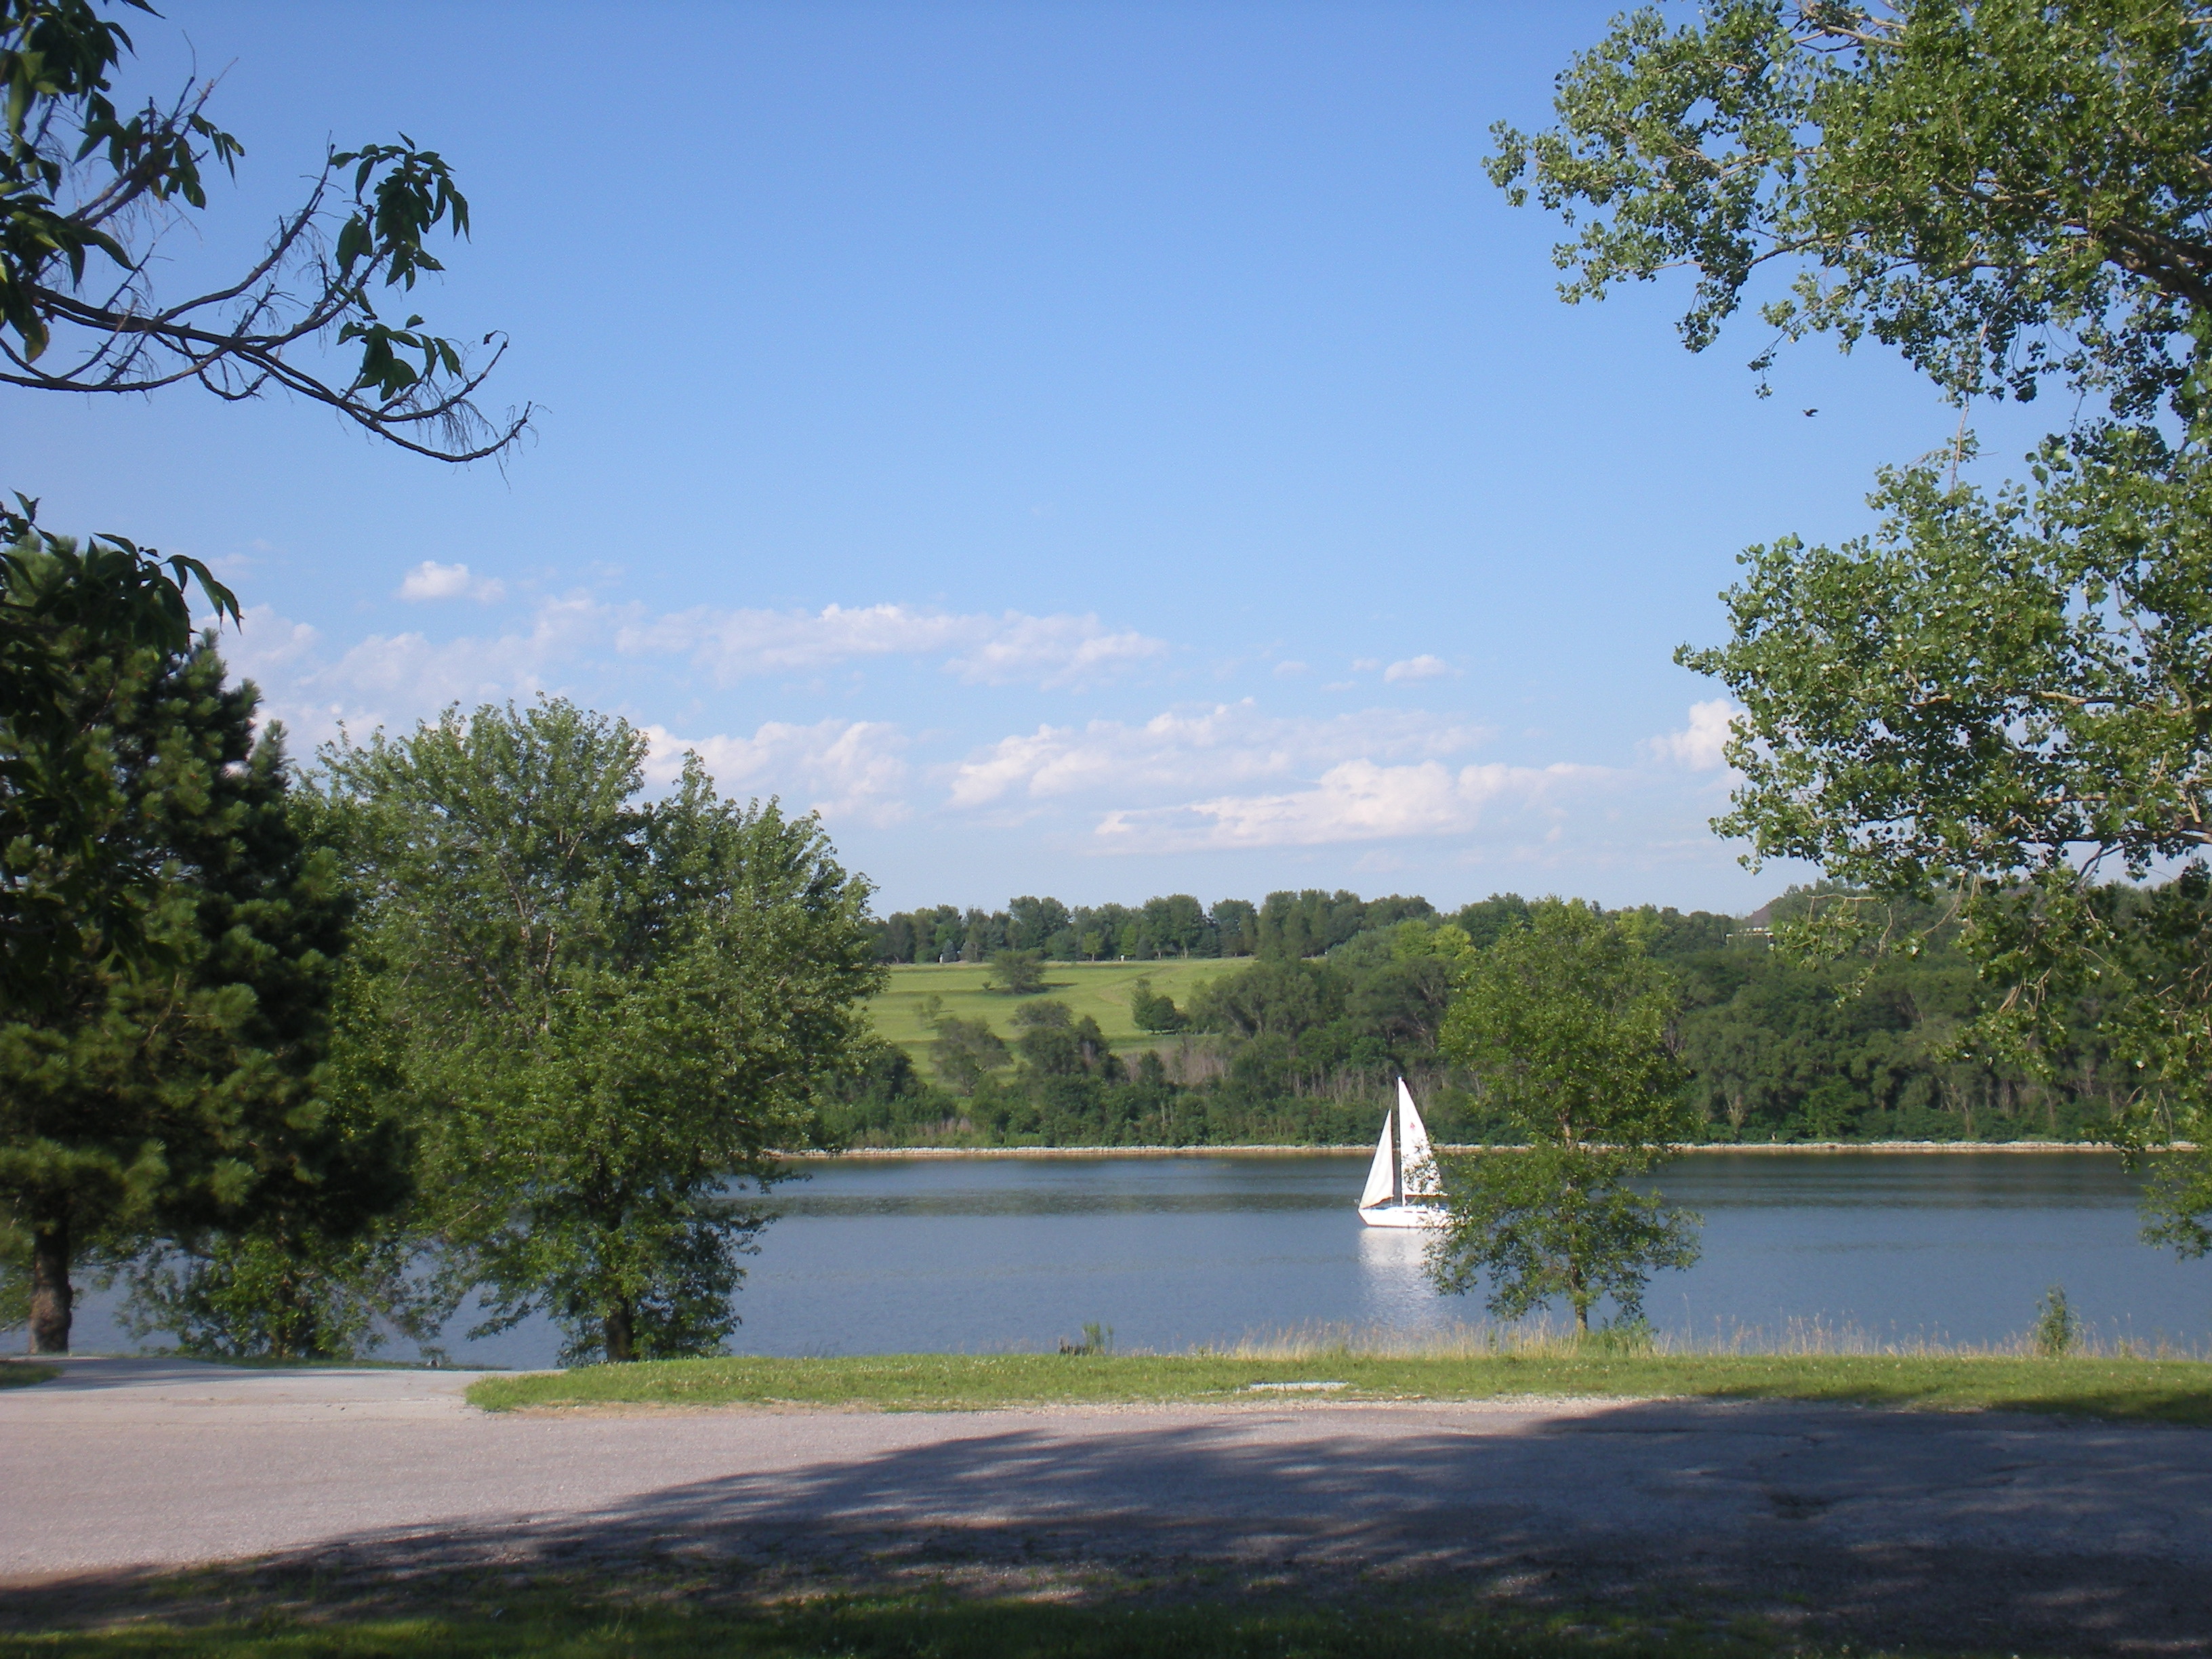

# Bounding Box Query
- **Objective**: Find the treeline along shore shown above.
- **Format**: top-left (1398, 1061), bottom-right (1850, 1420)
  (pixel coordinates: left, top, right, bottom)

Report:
top-left (795, 1142), bottom-right (2158, 1160)
top-left (837, 887), bottom-right (2169, 1151)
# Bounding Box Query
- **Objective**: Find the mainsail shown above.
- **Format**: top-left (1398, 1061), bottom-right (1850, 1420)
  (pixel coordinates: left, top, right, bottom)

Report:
top-left (1359, 1077), bottom-right (1441, 1223)
top-left (1397, 1077), bottom-right (1440, 1199)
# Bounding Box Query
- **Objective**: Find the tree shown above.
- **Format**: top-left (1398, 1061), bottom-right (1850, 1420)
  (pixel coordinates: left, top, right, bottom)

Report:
top-left (1488, 1), bottom-right (2212, 418)
top-left (1010, 998), bottom-right (1120, 1080)
top-left (1008, 895), bottom-right (1071, 954)
top-left (3, 0), bottom-right (526, 460)
top-left (1129, 977), bottom-right (1187, 1034)
top-left (1679, 1004), bottom-right (1774, 1139)
top-left (1, 2), bottom-right (527, 1347)
top-left (3, 0), bottom-right (519, 994)
top-left (321, 699), bottom-right (881, 1363)
top-left (1210, 898), bottom-right (1258, 958)
top-left (985, 948), bottom-right (1048, 995)
top-left (1498, 2), bottom-right (2212, 1234)
top-left (929, 1015), bottom-right (1009, 1095)
top-left (1141, 894), bottom-right (1210, 958)
top-left (1429, 901), bottom-right (1699, 1332)
top-left (1681, 441), bottom-right (2212, 1080)
top-left (111, 900), bottom-right (443, 1361)
top-left (0, 547), bottom-right (363, 1352)
top-left (0, 510), bottom-right (234, 1002)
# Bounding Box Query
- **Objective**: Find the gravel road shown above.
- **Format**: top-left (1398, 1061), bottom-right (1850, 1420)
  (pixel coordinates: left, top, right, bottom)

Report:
top-left (5, 1356), bottom-right (2211, 1652)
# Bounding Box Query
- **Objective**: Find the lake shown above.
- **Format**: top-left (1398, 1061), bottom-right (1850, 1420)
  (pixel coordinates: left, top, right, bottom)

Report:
top-left (45, 1151), bottom-right (2212, 1366)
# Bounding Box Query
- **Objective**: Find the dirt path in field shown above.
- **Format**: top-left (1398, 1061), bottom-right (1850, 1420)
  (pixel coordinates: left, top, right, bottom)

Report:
top-left (4, 1355), bottom-right (2209, 1652)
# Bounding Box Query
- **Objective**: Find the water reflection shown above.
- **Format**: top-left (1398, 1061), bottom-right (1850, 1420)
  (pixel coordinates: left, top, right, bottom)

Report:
top-left (1353, 1223), bottom-right (1444, 1333)
top-left (36, 1151), bottom-right (2212, 1367)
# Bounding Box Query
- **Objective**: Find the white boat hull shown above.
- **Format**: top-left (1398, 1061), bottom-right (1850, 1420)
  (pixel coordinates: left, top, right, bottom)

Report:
top-left (1358, 1203), bottom-right (1445, 1229)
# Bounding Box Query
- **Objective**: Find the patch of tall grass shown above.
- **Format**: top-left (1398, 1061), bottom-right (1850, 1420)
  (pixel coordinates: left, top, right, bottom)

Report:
top-left (1212, 1311), bottom-right (2211, 1363)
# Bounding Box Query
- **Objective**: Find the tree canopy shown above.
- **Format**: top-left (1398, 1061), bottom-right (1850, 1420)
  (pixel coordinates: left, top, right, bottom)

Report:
top-left (1489, 0), bottom-right (2212, 416)
top-left (1428, 902), bottom-right (1700, 1332)
top-left (2, 0), bottom-right (520, 1002)
top-left (2, 0), bottom-right (526, 459)
top-left (1498, 1), bottom-right (2212, 1245)
top-left (319, 699), bottom-right (882, 1363)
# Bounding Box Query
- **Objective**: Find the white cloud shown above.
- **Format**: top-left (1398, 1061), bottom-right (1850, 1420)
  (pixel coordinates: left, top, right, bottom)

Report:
top-left (1350, 657), bottom-right (1381, 672)
top-left (216, 595), bottom-right (602, 748)
top-left (643, 720), bottom-right (912, 827)
top-left (947, 702), bottom-right (1491, 810)
top-left (1095, 759), bottom-right (1607, 851)
top-left (1383, 654), bottom-right (1452, 683)
top-left (398, 560), bottom-right (506, 603)
top-left (223, 606), bottom-right (322, 676)
top-left (324, 595), bottom-right (597, 705)
top-left (1647, 699), bottom-right (1741, 770)
top-left (620, 602), bottom-right (1166, 689)
top-left (219, 588), bottom-right (1169, 757)
top-left (1273, 659), bottom-right (1309, 677)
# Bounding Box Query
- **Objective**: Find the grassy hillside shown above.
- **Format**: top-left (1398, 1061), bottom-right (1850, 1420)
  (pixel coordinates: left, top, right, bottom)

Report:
top-left (866, 959), bottom-right (1229, 1067)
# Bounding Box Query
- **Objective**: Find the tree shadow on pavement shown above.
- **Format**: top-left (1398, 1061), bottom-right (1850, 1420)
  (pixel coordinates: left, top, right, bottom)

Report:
top-left (5, 1397), bottom-right (2209, 1655)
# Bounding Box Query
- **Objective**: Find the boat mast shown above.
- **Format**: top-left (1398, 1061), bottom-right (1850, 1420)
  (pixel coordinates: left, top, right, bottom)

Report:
top-left (1390, 1088), bottom-right (1403, 1206)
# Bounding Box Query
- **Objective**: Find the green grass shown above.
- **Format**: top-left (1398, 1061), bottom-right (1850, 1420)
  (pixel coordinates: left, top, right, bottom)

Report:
top-left (0, 1359), bottom-right (56, 1387)
top-left (0, 1580), bottom-right (1852, 1658)
top-left (865, 960), bottom-right (1229, 1071)
top-left (466, 1348), bottom-right (2212, 1426)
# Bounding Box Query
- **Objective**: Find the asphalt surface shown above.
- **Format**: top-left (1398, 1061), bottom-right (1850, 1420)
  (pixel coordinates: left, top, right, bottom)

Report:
top-left (5, 1357), bottom-right (2212, 1651)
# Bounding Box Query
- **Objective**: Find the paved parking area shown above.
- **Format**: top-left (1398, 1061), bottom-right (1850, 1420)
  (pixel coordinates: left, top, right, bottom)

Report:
top-left (5, 1356), bottom-right (2211, 1651)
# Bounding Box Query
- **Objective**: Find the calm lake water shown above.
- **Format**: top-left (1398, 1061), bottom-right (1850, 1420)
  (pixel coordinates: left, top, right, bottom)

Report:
top-left (46, 1151), bottom-right (2212, 1366)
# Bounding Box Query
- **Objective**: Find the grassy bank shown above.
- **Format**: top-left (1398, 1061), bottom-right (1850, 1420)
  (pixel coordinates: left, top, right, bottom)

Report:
top-left (865, 959), bottom-right (1224, 1069)
top-left (467, 1349), bottom-right (2212, 1425)
top-left (0, 1359), bottom-right (57, 1388)
top-left (0, 1581), bottom-right (1839, 1659)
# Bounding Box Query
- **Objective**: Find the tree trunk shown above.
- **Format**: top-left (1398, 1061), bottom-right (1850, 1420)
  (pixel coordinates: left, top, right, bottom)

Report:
top-left (603, 1298), bottom-right (636, 1363)
top-left (28, 1206), bottom-right (71, 1355)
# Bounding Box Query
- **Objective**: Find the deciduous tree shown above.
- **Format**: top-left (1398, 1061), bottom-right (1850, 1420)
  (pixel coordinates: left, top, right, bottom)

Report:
top-left (1129, 978), bottom-right (1187, 1034)
top-left (1430, 902), bottom-right (1698, 1332)
top-left (985, 949), bottom-right (1047, 996)
top-left (1489, 0), bottom-right (2212, 417)
top-left (1497, 1), bottom-right (2212, 1236)
top-left (3, 0), bottom-right (526, 459)
top-left (321, 699), bottom-right (881, 1363)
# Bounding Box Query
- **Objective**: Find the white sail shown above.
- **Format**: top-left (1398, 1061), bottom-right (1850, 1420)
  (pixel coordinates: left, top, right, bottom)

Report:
top-left (1359, 1111), bottom-right (1396, 1210)
top-left (1397, 1077), bottom-right (1440, 1199)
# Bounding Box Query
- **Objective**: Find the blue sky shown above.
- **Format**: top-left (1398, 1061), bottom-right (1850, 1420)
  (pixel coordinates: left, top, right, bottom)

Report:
top-left (5, 3), bottom-right (2045, 915)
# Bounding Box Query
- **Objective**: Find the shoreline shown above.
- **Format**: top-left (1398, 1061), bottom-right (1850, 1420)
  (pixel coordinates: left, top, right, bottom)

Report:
top-left (793, 1140), bottom-right (2163, 1160)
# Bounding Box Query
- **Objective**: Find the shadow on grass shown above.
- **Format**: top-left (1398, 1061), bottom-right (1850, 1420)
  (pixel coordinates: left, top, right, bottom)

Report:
top-left (0, 1583), bottom-right (1791, 1659)
top-left (1690, 1366), bottom-right (2212, 1425)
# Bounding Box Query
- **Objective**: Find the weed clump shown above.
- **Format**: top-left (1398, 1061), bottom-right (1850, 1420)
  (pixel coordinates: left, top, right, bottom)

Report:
top-left (2033, 1286), bottom-right (2082, 1357)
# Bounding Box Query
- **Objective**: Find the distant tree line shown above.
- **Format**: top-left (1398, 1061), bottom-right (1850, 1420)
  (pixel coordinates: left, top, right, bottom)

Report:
top-left (830, 889), bottom-right (2171, 1151)
top-left (873, 889), bottom-right (1464, 965)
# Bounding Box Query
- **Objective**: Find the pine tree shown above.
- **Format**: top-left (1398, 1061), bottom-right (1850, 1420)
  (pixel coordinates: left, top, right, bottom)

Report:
top-left (0, 545), bottom-right (382, 1352)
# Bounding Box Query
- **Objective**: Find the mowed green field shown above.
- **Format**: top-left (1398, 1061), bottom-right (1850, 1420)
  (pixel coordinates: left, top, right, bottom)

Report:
top-left (866, 959), bottom-right (1229, 1067)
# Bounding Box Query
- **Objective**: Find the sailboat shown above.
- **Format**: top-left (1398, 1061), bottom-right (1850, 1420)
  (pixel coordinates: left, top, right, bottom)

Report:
top-left (1357, 1077), bottom-right (1445, 1228)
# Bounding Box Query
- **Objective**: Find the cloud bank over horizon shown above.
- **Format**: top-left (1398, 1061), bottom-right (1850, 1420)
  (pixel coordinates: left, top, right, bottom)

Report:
top-left (214, 592), bottom-right (1776, 911)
